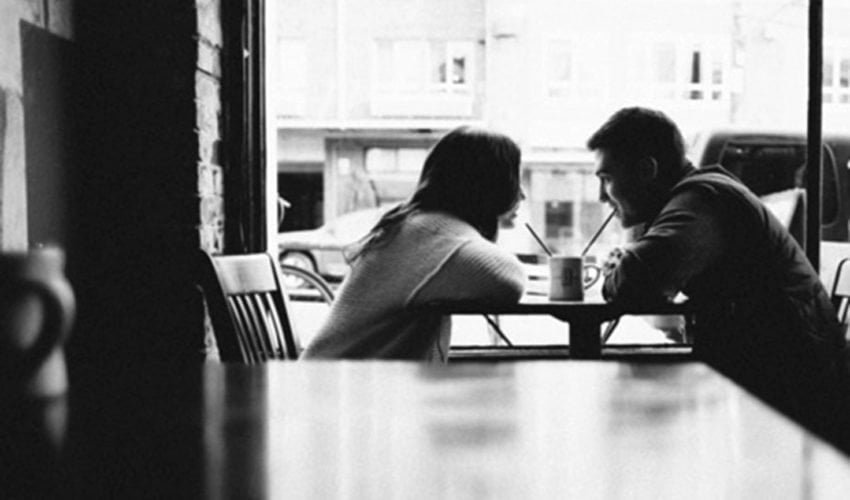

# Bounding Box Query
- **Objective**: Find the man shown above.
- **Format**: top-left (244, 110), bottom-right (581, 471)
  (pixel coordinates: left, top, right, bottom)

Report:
top-left (587, 107), bottom-right (848, 440)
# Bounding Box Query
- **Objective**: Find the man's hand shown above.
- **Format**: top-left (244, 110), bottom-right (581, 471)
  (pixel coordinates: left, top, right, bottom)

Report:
top-left (602, 247), bottom-right (625, 277)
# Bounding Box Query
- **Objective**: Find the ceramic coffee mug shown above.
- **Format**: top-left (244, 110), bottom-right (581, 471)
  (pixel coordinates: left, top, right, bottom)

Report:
top-left (548, 256), bottom-right (602, 301)
top-left (0, 247), bottom-right (75, 397)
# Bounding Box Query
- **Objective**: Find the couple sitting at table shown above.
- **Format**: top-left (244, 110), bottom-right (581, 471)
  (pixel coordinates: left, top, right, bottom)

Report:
top-left (302, 109), bottom-right (849, 438)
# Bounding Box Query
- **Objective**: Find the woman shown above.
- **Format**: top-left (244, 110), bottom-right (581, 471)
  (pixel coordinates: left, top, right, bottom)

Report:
top-left (301, 126), bottom-right (526, 361)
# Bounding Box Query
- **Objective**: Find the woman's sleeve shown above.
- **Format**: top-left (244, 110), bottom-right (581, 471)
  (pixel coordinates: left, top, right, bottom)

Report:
top-left (410, 240), bottom-right (525, 306)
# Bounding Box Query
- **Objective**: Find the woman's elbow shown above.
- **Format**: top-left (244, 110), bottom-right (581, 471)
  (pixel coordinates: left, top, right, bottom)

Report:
top-left (490, 275), bottom-right (525, 304)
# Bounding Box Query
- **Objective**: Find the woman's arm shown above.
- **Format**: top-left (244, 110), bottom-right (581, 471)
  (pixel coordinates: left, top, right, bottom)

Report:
top-left (409, 240), bottom-right (525, 306)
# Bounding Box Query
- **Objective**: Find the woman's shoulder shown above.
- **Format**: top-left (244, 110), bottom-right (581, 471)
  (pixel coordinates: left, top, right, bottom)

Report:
top-left (407, 210), bottom-right (479, 238)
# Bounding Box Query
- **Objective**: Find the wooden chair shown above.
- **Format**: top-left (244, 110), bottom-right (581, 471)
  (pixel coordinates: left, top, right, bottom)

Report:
top-left (196, 250), bottom-right (298, 363)
top-left (831, 257), bottom-right (850, 328)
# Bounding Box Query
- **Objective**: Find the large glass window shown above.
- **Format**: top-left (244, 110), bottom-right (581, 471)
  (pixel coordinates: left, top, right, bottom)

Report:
top-left (269, 0), bottom-right (850, 351)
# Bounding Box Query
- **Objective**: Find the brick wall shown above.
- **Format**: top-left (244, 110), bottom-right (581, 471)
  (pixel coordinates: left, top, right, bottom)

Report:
top-left (196, 0), bottom-right (225, 254)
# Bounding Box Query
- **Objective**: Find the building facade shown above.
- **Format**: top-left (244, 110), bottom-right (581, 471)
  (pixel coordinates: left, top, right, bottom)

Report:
top-left (273, 0), bottom-right (850, 254)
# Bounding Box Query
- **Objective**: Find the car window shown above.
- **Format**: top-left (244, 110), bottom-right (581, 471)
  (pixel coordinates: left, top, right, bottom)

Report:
top-left (718, 141), bottom-right (838, 223)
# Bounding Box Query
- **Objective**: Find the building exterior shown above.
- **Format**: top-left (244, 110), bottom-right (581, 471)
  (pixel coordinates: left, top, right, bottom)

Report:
top-left (272, 0), bottom-right (850, 255)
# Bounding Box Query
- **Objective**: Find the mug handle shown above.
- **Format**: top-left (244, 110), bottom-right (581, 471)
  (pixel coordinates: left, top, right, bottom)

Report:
top-left (8, 279), bottom-right (65, 377)
top-left (583, 264), bottom-right (602, 290)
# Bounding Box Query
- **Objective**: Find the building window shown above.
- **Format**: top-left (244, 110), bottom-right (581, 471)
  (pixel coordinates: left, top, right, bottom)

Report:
top-left (545, 201), bottom-right (573, 239)
top-left (541, 37), bottom-right (606, 102)
top-left (430, 41), bottom-right (472, 90)
top-left (546, 40), bottom-right (573, 98)
top-left (632, 39), bottom-right (729, 103)
top-left (373, 39), bottom-right (473, 95)
top-left (365, 147), bottom-right (428, 203)
top-left (276, 38), bottom-right (308, 116)
top-left (684, 44), bottom-right (725, 101)
top-left (370, 39), bottom-right (475, 116)
top-left (824, 46), bottom-right (850, 105)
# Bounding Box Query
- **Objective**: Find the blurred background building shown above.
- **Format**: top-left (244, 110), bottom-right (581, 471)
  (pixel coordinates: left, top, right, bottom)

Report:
top-left (272, 0), bottom-right (850, 255)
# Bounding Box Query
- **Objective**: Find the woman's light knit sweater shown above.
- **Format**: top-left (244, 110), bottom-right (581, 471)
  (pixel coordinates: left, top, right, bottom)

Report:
top-left (300, 211), bottom-right (525, 361)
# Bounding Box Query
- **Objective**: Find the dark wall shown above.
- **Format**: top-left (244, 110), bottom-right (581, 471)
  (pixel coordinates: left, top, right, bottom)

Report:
top-left (21, 22), bottom-right (80, 250)
top-left (65, 1), bottom-right (207, 384)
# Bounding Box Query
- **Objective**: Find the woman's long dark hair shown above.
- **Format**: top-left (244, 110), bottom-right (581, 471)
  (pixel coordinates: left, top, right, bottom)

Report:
top-left (345, 126), bottom-right (521, 262)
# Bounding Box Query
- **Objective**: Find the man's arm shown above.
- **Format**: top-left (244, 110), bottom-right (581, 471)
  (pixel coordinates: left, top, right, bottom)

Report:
top-left (603, 188), bottom-right (727, 305)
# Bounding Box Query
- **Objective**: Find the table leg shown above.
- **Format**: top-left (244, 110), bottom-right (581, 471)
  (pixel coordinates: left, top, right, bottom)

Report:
top-left (569, 318), bottom-right (602, 359)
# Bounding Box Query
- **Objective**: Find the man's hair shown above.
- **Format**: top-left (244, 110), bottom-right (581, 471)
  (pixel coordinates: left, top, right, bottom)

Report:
top-left (586, 107), bottom-right (686, 174)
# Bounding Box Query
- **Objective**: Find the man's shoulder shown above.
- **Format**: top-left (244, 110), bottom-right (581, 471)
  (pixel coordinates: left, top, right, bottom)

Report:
top-left (673, 166), bottom-right (750, 198)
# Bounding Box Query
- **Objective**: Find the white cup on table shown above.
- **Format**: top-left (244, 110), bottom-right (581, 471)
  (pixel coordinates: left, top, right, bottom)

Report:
top-left (548, 256), bottom-right (602, 301)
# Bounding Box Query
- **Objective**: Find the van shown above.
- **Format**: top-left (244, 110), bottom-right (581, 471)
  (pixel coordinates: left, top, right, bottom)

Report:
top-left (689, 129), bottom-right (850, 243)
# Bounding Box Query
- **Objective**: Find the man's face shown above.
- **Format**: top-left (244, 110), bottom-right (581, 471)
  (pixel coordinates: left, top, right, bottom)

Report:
top-left (594, 149), bottom-right (654, 228)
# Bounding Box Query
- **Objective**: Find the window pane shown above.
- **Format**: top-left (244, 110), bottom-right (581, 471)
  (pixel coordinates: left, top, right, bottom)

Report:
top-left (365, 148), bottom-right (396, 173)
top-left (451, 56), bottom-right (466, 84)
top-left (548, 41), bottom-right (572, 83)
top-left (269, 0), bottom-right (850, 350)
top-left (824, 54), bottom-right (834, 87)
top-left (711, 56), bottom-right (723, 84)
top-left (397, 148), bottom-right (427, 172)
top-left (654, 43), bottom-right (676, 83)
top-left (429, 40), bottom-right (447, 84)
top-left (690, 49), bottom-right (702, 84)
top-left (545, 201), bottom-right (573, 239)
top-left (395, 41), bottom-right (425, 89)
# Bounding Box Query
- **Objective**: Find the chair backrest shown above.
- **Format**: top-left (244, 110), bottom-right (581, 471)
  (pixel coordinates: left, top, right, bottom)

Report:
top-left (760, 188), bottom-right (806, 249)
top-left (196, 251), bottom-right (298, 363)
top-left (831, 257), bottom-right (850, 326)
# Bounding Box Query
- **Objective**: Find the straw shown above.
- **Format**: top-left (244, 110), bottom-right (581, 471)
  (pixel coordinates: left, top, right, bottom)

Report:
top-left (524, 223), bottom-right (553, 257)
top-left (581, 209), bottom-right (616, 257)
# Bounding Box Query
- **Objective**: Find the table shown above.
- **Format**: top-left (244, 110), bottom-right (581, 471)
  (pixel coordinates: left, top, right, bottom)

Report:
top-left (425, 297), bottom-right (697, 358)
top-left (3, 361), bottom-right (850, 498)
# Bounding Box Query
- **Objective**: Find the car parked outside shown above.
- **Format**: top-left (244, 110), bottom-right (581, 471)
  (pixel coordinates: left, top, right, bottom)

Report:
top-left (688, 127), bottom-right (850, 290)
top-left (689, 128), bottom-right (850, 243)
top-left (278, 206), bottom-right (389, 282)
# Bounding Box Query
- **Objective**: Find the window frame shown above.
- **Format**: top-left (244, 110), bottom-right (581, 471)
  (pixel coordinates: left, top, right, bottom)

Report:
top-left (223, 0), bottom-right (268, 253)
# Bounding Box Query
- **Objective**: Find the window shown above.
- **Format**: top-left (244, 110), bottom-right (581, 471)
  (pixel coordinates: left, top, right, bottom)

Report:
top-left (267, 0), bottom-right (849, 352)
top-left (370, 39), bottom-right (476, 116)
top-left (824, 45), bottom-right (850, 105)
top-left (365, 147), bottom-right (428, 204)
top-left (373, 39), bottom-right (473, 95)
top-left (631, 38), bottom-right (729, 103)
top-left (540, 37), bottom-right (606, 102)
top-left (545, 40), bottom-right (573, 98)
top-left (545, 201), bottom-right (573, 239)
top-left (276, 38), bottom-right (308, 116)
top-left (684, 44), bottom-right (726, 101)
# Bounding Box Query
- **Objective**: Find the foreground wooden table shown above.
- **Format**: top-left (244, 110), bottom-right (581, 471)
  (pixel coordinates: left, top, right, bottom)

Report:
top-left (4, 360), bottom-right (850, 498)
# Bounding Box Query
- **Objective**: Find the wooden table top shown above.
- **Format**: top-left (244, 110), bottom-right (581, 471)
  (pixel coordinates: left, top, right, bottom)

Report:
top-left (422, 296), bottom-right (695, 318)
top-left (4, 360), bottom-right (850, 498)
